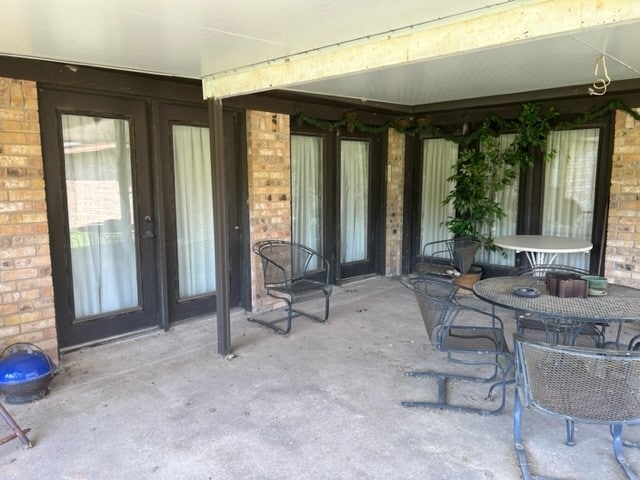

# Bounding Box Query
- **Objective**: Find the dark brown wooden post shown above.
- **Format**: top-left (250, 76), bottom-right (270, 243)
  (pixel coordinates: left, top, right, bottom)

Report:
top-left (208, 97), bottom-right (231, 355)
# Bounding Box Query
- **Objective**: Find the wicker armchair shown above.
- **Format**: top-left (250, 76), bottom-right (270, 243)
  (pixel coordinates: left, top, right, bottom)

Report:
top-left (248, 240), bottom-right (332, 334)
top-left (400, 276), bottom-right (513, 416)
top-left (514, 335), bottom-right (640, 480)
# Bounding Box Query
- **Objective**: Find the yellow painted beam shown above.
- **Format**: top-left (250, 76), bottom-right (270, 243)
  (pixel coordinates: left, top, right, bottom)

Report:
top-left (202, 0), bottom-right (640, 99)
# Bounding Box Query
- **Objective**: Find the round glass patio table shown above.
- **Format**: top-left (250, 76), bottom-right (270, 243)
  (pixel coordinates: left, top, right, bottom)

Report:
top-left (492, 235), bottom-right (592, 268)
top-left (473, 276), bottom-right (640, 324)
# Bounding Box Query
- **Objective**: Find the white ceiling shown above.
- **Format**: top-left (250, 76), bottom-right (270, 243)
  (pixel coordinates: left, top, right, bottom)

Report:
top-left (2, 0), bottom-right (640, 107)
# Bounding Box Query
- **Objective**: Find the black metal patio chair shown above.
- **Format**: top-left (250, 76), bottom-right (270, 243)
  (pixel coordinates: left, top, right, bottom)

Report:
top-left (509, 264), bottom-right (606, 347)
top-left (400, 276), bottom-right (514, 416)
top-left (248, 240), bottom-right (332, 334)
top-left (513, 335), bottom-right (640, 480)
top-left (414, 238), bottom-right (480, 277)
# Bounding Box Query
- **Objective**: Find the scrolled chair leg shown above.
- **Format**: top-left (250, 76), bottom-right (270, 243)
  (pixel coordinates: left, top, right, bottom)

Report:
top-left (611, 424), bottom-right (640, 480)
top-left (513, 388), bottom-right (534, 480)
top-left (403, 360), bottom-right (511, 416)
top-left (247, 300), bottom-right (294, 334)
top-left (565, 420), bottom-right (575, 446)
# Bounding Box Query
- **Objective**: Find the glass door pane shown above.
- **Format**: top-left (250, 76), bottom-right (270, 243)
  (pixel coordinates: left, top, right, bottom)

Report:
top-left (340, 140), bottom-right (369, 263)
top-left (477, 134), bottom-right (518, 266)
top-left (419, 139), bottom-right (457, 254)
top-left (542, 128), bottom-right (599, 269)
top-left (62, 114), bottom-right (138, 318)
top-left (172, 125), bottom-right (216, 298)
top-left (291, 135), bottom-right (323, 259)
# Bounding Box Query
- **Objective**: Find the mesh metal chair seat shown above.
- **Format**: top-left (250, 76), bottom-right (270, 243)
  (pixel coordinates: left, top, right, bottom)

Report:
top-left (248, 240), bottom-right (332, 334)
top-left (414, 238), bottom-right (480, 276)
top-left (510, 265), bottom-right (606, 347)
top-left (400, 276), bottom-right (513, 416)
top-left (514, 335), bottom-right (640, 480)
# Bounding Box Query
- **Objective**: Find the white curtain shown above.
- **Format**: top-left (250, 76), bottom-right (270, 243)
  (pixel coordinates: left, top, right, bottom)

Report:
top-left (340, 140), bottom-right (369, 262)
top-left (63, 114), bottom-right (137, 318)
top-left (419, 139), bottom-right (457, 255)
top-left (291, 135), bottom-right (323, 253)
top-left (173, 125), bottom-right (216, 298)
top-left (542, 128), bottom-right (599, 269)
top-left (477, 134), bottom-right (519, 266)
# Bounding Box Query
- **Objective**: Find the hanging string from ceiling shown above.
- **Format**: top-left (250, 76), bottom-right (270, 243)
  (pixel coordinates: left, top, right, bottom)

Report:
top-left (588, 55), bottom-right (611, 96)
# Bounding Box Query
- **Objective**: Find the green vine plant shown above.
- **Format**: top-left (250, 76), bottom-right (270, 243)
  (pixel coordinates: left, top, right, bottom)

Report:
top-left (443, 103), bottom-right (559, 249)
top-left (296, 98), bottom-right (640, 136)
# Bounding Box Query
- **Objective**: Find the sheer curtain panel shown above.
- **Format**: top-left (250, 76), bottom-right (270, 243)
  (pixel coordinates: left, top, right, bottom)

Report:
top-left (542, 128), bottom-right (598, 270)
top-left (63, 114), bottom-right (138, 318)
top-left (291, 135), bottom-right (323, 254)
top-left (477, 134), bottom-right (518, 266)
top-left (172, 125), bottom-right (216, 298)
top-left (419, 139), bottom-right (457, 255)
top-left (340, 140), bottom-right (369, 263)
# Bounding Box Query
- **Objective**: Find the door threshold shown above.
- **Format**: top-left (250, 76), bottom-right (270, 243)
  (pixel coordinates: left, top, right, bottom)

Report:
top-left (60, 326), bottom-right (161, 354)
top-left (336, 273), bottom-right (380, 286)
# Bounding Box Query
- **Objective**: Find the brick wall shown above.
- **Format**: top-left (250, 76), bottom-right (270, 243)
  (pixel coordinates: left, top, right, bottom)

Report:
top-left (0, 77), bottom-right (58, 361)
top-left (605, 109), bottom-right (640, 288)
top-left (246, 110), bottom-right (292, 311)
top-left (385, 128), bottom-right (405, 276)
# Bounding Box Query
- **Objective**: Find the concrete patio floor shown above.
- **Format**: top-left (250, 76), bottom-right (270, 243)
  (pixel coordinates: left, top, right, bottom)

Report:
top-left (1, 275), bottom-right (640, 479)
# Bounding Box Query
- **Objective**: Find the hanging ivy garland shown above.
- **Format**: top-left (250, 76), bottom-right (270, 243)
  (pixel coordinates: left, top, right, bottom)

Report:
top-left (298, 97), bottom-right (640, 249)
top-left (296, 98), bottom-right (640, 144)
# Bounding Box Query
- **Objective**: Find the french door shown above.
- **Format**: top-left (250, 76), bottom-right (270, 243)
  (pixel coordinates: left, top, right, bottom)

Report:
top-left (159, 105), bottom-right (241, 321)
top-left (41, 91), bottom-right (243, 347)
top-left (41, 90), bottom-right (159, 347)
top-left (291, 129), bottom-right (384, 281)
top-left (337, 135), bottom-right (382, 278)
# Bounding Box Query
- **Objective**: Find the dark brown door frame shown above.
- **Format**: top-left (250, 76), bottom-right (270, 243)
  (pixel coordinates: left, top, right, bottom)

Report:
top-left (40, 89), bottom-right (161, 347)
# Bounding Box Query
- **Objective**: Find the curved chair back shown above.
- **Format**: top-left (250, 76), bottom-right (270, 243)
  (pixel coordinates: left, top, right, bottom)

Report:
top-left (253, 240), bottom-right (327, 287)
top-left (402, 276), bottom-right (459, 349)
top-left (515, 335), bottom-right (640, 424)
top-left (514, 335), bottom-right (640, 479)
top-left (417, 238), bottom-right (480, 275)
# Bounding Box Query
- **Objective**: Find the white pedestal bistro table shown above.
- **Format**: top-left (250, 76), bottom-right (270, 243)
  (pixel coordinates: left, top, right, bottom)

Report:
top-left (492, 235), bottom-right (593, 268)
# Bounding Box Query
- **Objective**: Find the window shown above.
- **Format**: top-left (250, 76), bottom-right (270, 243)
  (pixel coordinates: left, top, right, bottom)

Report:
top-left (414, 123), bottom-right (609, 272)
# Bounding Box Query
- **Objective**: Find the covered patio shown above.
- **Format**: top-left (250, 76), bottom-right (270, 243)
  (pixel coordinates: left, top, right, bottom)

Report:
top-left (2, 276), bottom-right (639, 479)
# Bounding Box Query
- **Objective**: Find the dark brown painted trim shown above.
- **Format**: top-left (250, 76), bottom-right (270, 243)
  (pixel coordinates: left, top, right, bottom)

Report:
top-left (0, 55), bottom-right (203, 104)
top-left (410, 79), bottom-right (640, 115)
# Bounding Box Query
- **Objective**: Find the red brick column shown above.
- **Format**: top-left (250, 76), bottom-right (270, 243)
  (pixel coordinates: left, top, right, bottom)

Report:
top-left (385, 129), bottom-right (405, 276)
top-left (606, 109), bottom-right (640, 287)
top-left (246, 110), bottom-right (291, 311)
top-left (0, 78), bottom-right (58, 361)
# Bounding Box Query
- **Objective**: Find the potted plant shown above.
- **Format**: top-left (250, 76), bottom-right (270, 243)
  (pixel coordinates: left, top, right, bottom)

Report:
top-left (442, 103), bottom-right (557, 285)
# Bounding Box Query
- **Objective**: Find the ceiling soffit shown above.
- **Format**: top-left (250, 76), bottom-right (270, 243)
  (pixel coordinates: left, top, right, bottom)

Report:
top-left (202, 0), bottom-right (640, 104)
